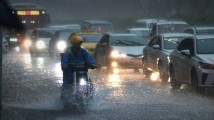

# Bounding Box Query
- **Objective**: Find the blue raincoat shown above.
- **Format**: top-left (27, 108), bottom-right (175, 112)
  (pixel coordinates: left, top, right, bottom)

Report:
top-left (61, 47), bottom-right (95, 88)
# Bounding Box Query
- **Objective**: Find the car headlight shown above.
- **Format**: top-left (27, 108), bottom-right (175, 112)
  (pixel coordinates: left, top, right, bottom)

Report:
top-left (36, 40), bottom-right (45, 49)
top-left (199, 62), bottom-right (214, 70)
top-left (24, 39), bottom-right (32, 47)
top-left (57, 41), bottom-right (67, 51)
top-left (111, 50), bottom-right (126, 58)
top-left (80, 78), bottom-right (87, 86)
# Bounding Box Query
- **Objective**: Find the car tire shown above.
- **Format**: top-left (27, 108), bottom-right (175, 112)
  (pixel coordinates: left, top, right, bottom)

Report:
top-left (169, 66), bottom-right (181, 90)
top-left (191, 70), bottom-right (205, 93)
top-left (158, 63), bottom-right (169, 82)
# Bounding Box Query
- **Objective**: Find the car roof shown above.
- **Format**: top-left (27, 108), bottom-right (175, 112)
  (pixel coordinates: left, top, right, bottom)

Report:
top-left (195, 35), bottom-right (214, 39)
top-left (83, 20), bottom-right (112, 24)
top-left (127, 28), bottom-right (149, 31)
top-left (160, 33), bottom-right (194, 37)
top-left (186, 26), bottom-right (214, 30)
top-left (11, 3), bottom-right (42, 9)
top-left (136, 19), bottom-right (157, 23)
top-left (153, 20), bottom-right (188, 25)
top-left (107, 33), bottom-right (139, 37)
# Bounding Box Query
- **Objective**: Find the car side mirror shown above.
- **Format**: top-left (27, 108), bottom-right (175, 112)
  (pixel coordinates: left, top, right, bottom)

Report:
top-left (181, 49), bottom-right (191, 57)
top-left (152, 44), bottom-right (160, 49)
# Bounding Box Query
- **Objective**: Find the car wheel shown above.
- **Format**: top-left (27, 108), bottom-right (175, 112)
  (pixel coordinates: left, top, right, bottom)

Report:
top-left (158, 63), bottom-right (169, 82)
top-left (191, 70), bottom-right (205, 93)
top-left (169, 66), bottom-right (181, 90)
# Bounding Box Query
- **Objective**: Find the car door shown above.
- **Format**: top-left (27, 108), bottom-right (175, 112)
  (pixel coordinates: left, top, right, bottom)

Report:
top-left (149, 36), bottom-right (162, 71)
top-left (173, 38), bottom-right (194, 82)
top-left (143, 36), bottom-right (160, 71)
top-left (95, 34), bottom-right (109, 65)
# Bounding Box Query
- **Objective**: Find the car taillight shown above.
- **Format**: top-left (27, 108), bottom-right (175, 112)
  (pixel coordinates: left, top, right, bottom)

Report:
top-left (199, 62), bottom-right (214, 70)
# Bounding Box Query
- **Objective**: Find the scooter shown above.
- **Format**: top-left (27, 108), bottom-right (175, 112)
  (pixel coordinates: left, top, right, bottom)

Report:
top-left (60, 53), bottom-right (95, 113)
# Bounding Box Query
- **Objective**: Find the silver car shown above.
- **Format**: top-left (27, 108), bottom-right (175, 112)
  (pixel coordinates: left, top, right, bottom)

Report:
top-left (94, 33), bottom-right (146, 72)
top-left (143, 33), bottom-right (193, 82)
top-left (169, 35), bottom-right (214, 91)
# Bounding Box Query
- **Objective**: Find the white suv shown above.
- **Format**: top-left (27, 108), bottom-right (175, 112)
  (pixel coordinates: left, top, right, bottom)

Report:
top-left (169, 35), bottom-right (214, 91)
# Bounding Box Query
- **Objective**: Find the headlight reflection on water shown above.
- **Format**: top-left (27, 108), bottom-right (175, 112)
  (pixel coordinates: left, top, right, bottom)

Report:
top-left (108, 74), bottom-right (121, 88)
top-left (150, 72), bottom-right (160, 82)
top-left (54, 62), bottom-right (63, 84)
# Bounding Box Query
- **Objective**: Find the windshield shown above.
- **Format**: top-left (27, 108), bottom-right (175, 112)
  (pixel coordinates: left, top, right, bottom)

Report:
top-left (158, 24), bottom-right (189, 34)
top-left (197, 38), bottom-right (214, 54)
top-left (79, 34), bottom-right (102, 42)
top-left (110, 35), bottom-right (145, 46)
top-left (37, 30), bottom-right (55, 38)
top-left (164, 37), bottom-right (187, 49)
top-left (91, 24), bottom-right (114, 32)
top-left (130, 30), bottom-right (150, 37)
top-left (59, 31), bottom-right (73, 40)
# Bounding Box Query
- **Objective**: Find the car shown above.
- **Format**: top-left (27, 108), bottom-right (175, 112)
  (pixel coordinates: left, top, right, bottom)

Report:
top-left (134, 19), bottom-right (159, 28)
top-left (183, 26), bottom-right (214, 35)
top-left (149, 20), bottom-right (190, 39)
top-left (29, 28), bottom-right (56, 56)
top-left (49, 29), bottom-right (77, 59)
top-left (126, 27), bottom-right (150, 42)
top-left (143, 33), bottom-right (193, 82)
top-left (81, 20), bottom-right (115, 33)
top-left (169, 35), bottom-right (214, 91)
top-left (94, 33), bottom-right (146, 72)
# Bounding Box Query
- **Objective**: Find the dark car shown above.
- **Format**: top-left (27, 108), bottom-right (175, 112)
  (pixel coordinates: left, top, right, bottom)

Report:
top-left (94, 33), bottom-right (145, 73)
top-left (29, 28), bottom-right (56, 56)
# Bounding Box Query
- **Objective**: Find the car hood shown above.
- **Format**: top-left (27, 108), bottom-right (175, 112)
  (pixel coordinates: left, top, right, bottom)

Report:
top-left (112, 46), bottom-right (145, 58)
top-left (197, 54), bottom-right (214, 64)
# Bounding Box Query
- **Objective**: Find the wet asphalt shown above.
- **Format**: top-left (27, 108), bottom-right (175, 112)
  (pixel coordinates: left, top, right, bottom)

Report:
top-left (1, 52), bottom-right (214, 120)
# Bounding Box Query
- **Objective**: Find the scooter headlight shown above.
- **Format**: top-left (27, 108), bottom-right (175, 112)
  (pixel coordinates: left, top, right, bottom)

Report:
top-left (80, 78), bottom-right (87, 86)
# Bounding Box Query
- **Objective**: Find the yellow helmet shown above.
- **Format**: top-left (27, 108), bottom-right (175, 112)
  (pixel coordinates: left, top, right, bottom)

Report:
top-left (69, 33), bottom-right (83, 43)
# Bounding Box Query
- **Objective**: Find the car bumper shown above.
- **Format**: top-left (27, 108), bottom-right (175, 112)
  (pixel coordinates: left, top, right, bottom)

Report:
top-left (111, 57), bottom-right (142, 69)
top-left (199, 69), bottom-right (214, 88)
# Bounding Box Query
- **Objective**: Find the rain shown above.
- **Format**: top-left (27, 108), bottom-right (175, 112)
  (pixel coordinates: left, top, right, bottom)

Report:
top-left (1, 0), bottom-right (214, 120)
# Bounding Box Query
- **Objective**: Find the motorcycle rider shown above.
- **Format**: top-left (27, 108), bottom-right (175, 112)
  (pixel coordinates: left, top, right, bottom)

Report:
top-left (61, 33), bottom-right (96, 98)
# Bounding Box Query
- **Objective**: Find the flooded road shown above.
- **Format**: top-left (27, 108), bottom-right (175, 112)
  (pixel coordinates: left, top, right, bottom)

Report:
top-left (2, 52), bottom-right (214, 120)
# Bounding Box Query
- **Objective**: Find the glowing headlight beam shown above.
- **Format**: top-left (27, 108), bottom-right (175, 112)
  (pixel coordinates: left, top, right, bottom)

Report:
top-left (36, 40), bottom-right (45, 49)
top-left (111, 51), bottom-right (120, 58)
top-left (80, 78), bottom-right (87, 86)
